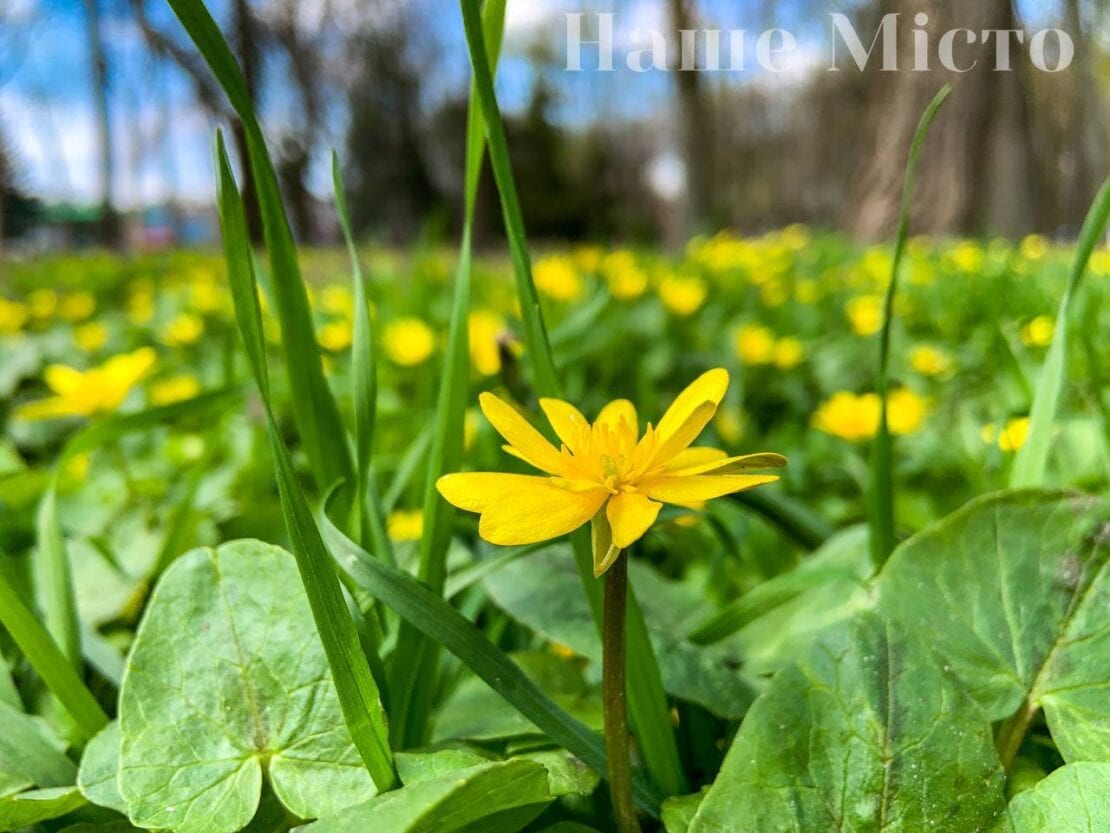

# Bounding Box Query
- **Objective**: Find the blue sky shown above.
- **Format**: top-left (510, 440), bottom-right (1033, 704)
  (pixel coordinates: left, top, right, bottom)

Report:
top-left (0, 0), bottom-right (1067, 208)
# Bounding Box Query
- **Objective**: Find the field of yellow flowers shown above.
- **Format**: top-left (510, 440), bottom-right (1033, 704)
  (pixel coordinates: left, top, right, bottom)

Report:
top-left (3, 2), bottom-right (1110, 832)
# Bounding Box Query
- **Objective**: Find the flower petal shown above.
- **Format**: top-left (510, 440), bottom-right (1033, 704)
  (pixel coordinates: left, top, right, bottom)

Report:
top-left (480, 392), bottom-right (564, 474)
top-left (44, 365), bottom-right (84, 396)
top-left (651, 401), bottom-right (718, 466)
top-left (662, 447), bottom-right (729, 472)
top-left (539, 398), bottom-right (589, 451)
top-left (595, 399), bottom-right (638, 434)
top-left (666, 452), bottom-right (788, 477)
top-left (641, 473), bottom-right (779, 504)
top-left (606, 491), bottom-right (662, 549)
top-left (654, 368), bottom-right (729, 443)
top-left (15, 396), bottom-right (81, 421)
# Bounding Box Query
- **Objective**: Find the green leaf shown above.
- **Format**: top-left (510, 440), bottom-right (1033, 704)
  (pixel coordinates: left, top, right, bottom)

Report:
top-left (688, 612), bottom-right (1007, 833)
top-left (876, 490), bottom-right (1110, 764)
top-left (166, 0), bottom-right (353, 496)
top-left (0, 701), bottom-right (75, 788)
top-left (1011, 177), bottom-right (1110, 488)
top-left (388, 0), bottom-right (507, 751)
top-left (0, 548), bottom-right (108, 740)
top-left (215, 133), bottom-right (395, 792)
top-left (118, 541), bottom-right (379, 833)
top-left (0, 786), bottom-right (87, 829)
top-left (661, 791), bottom-right (707, 833)
top-left (869, 83), bottom-right (951, 570)
top-left (302, 759), bottom-right (553, 833)
top-left (320, 513), bottom-right (662, 815)
top-left (77, 723), bottom-right (126, 815)
top-left (1007, 763), bottom-right (1110, 831)
top-left (481, 547), bottom-right (756, 720)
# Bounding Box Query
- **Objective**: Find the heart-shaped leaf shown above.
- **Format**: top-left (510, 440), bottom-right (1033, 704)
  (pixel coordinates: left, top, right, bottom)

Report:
top-left (118, 540), bottom-right (377, 833)
top-left (877, 491), bottom-right (1110, 761)
top-left (687, 612), bottom-right (1006, 832)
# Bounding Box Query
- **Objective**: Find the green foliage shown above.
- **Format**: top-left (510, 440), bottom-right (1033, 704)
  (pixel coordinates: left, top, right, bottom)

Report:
top-left (1007, 763), bottom-right (1110, 831)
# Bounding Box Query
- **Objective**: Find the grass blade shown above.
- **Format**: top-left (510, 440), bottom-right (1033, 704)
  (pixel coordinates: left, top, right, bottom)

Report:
top-left (731, 489), bottom-right (834, 551)
top-left (460, 0), bottom-right (685, 797)
top-left (332, 152), bottom-right (395, 567)
top-left (166, 0), bottom-right (353, 498)
top-left (1010, 176), bottom-right (1110, 488)
top-left (387, 0), bottom-right (508, 751)
top-left (215, 132), bottom-right (396, 792)
top-left (869, 84), bottom-right (951, 571)
top-left (319, 502), bottom-right (664, 816)
top-left (0, 550), bottom-right (108, 740)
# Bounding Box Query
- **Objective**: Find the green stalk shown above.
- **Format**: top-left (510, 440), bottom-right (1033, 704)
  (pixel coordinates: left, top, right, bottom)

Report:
top-left (868, 84), bottom-right (951, 571)
top-left (603, 551), bottom-right (642, 833)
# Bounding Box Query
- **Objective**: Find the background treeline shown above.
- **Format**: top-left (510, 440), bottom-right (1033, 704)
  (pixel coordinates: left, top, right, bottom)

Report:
top-left (0, 0), bottom-right (1106, 249)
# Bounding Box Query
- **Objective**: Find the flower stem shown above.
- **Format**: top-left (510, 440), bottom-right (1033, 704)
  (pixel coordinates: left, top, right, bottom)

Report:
top-left (603, 550), bottom-right (642, 833)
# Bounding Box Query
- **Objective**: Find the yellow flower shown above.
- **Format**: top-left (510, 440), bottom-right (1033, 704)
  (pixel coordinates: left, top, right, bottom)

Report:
top-left (1020, 235), bottom-right (1048, 262)
top-left (0, 298), bottom-right (28, 334)
top-left (388, 509), bottom-right (424, 542)
top-left (534, 255), bottom-right (584, 302)
top-left (161, 313), bottom-right (204, 347)
top-left (794, 279), bottom-right (820, 305)
top-left (320, 284), bottom-right (355, 318)
top-left (812, 392), bottom-right (880, 442)
top-left (773, 337), bottom-right (804, 370)
top-left (733, 324), bottom-right (775, 366)
top-left (845, 295), bottom-right (883, 336)
top-left (128, 281), bottom-right (155, 325)
top-left (998, 417), bottom-right (1030, 453)
top-left (574, 246), bottom-right (602, 272)
top-left (812, 389), bottom-right (926, 441)
top-left (909, 345), bottom-right (953, 377)
top-left (319, 319), bottom-right (353, 352)
top-left (658, 276), bottom-right (707, 316)
top-left (28, 289), bottom-right (58, 320)
top-left (150, 374), bottom-right (201, 406)
top-left (189, 279), bottom-right (224, 314)
top-left (59, 292), bottom-right (96, 322)
top-left (714, 408), bottom-right (744, 445)
top-left (464, 408), bottom-right (481, 452)
top-left (1091, 249), bottom-right (1110, 276)
top-left (436, 369), bottom-right (785, 575)
top-left (602, 252), bottom-right (648, 301)
top-left (73, 322), bottom-right (108, 353)
top-left (384, 317), bottom-right (435, 366)
top-left (949, 241), bottom-right (984, 274)
top-left (1020, 315), bottom-right (1054, 347)
top-left (886, 388), bottom-right (928, 435)
top-left (17, 347), bottom-right (156, 421)
top-left (469, 309), bottom-right (506, 376)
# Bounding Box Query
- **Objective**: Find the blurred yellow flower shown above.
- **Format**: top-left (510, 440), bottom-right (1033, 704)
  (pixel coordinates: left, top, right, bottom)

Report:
top-left (950, 241), bottom-right (985, 274)
top-left (886, 388), bottom-right (928, 435)
top-left (812, 388), bottom-right (925, 441)
top-left (734, 324), bottom-right (775, 365)
top-left (65, 452), bottom-right (91, 480)
top-left (574, 245), bottom-right (602, 272)
top-left (1020, 315), bottom-right (1054, 347)
top-left (319, 319), bottom-right (353, 352)
top-left (17, 347), bottom-right (156, 421)
top-left (1020, 235), bottom-right (1048, 262)
top-left (534, 255), bottom-right (584, 301)
top-left (983, 417), bottom-right (1030, 452)
top-left (794, 279), bottom-right (820, 305)
top-left (388, 509), bottom-right (424, 542)
top-left (659, 276), bottom-right (707, 316)
top-left (714, 407), bottom-right (744, 445)
top-left (760, 278), bottom-right (789, 307)
top-left (773, 337), bottom-right (804, 370)
top-left (0, 298), bottom-right (28, 334)
top-left (28, 289), bottom-right (58, 320)
top-left (464, 407), bottom-right (481, 452)
top-left (59, 292), bottom-right (96, 322)
top-left (812, 392), bottom-right (880, 442)
top-left (909, 345), bottom-right (954, 377)
top-left (73, 321), bottom-right (108, 352)
top-left (781, 224), bottom-right (810, 251)
top-left (436, 369), bottom-right (784, 574)
top-left (150, 374), bottom-right (201, 406)
top-left (384, 317), bottom-right (435, 366)
top-left (128, 281), bottom-right (155, 324)
top-left (469, 309), bottom-right (505, 376)
top-left (1091, 249), bottom-right (1110, 276)
top-left (161, 313), bottom-right (204, 347)
top-left (602, 252), bottom-right (648, 300)
top-left (189, 279), bottom-right (224, 314)
top-left (320, 284), bottom-right (355, 318)
top-left (845, 295), bottom-right (883, 336)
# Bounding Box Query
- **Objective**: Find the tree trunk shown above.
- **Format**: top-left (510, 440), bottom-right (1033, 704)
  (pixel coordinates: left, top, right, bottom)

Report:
top-left (231, 0), bottom-right (264, 244)
top-left (84, 0), bottom-right (120, 248)
top-left (845, 0), bottom-right (1040, 241)
top-left (668, 0), bottom-right (716, 235)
